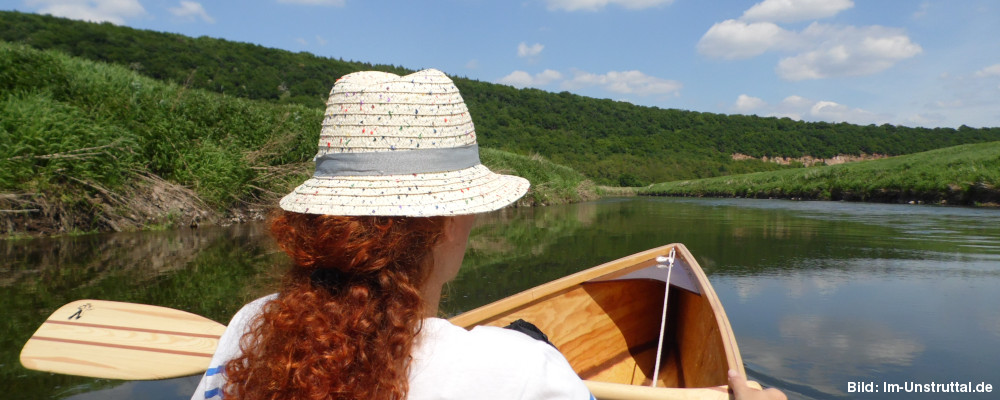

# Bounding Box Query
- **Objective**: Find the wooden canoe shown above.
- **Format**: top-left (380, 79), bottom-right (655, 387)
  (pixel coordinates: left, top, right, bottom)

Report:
top-left (450, 243), bottom-right (753, 400)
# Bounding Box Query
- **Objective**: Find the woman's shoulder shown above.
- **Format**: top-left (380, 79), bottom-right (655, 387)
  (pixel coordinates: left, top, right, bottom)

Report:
top-left (190, 295), bottom-right (278, 400)
top-left (227, 294), bottom-right (277, 326)
top-left (418, 318), bottom-right (557, 359)
top-left (409, 318), bottom-right (592, 400)
top-left (209, 295), bottom-right (279, 362)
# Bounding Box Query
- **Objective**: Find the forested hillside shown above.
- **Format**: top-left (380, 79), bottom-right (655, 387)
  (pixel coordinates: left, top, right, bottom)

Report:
top-left (3, 11), bottom-right (1000, 186)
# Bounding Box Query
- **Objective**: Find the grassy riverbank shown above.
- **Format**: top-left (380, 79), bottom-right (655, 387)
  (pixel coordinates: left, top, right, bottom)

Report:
top-left (0, 43), bottom-right (595, 237)
top-left (641, 141), bottom-right (1000, 206)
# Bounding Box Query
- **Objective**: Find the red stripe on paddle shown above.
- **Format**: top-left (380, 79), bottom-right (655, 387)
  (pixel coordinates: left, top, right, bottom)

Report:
top-left (31, 336), bottom-right (215, 358)
top-left (45, 320), bottom-right (221, 339)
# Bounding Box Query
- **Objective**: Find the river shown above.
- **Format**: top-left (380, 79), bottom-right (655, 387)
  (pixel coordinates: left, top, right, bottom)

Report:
top-left (3, 197), bottom-right (999, 399)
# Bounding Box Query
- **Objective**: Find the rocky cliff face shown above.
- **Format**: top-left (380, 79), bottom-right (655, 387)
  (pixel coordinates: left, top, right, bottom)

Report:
top-left (731, 153), bottom-right (889, 167)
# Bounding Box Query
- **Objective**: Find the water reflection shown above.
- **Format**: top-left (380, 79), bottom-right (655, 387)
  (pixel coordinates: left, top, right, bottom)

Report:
top-left (64, 377), bottom-right (201, 400)
top-left (1, 224), bottom-right (281, 400)
top-left (4, 198), bottom-right (1000, 399)
top-left (984, 315), bottom-right (1000, 339)
top-left (718, 256), bottom-right (1000, 399)
top-left (750, 315), bottom-right (926, 397)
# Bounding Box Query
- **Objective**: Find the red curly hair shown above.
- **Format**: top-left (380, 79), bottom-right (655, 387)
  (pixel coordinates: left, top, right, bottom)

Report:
top-left (223, 211), bottom-right (447, 400)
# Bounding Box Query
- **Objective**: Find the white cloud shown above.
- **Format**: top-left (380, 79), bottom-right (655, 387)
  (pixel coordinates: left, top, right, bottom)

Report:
top-left (536, 69), bottom-right (564, 84)
top-left (499, 68), bottom-right (681, 97)
top-left (905, 112), bottom-right (945, 126)
top-left (741, 0), bottom-right (853, 23)
top-left (732, 94), bottom-right (890, 125)
top-left (276, 0), bottom-right (346, 5)
top-left (697, 19), bottom-right (793, 59)
top-left (735, 94), bottom-right (766, 112)
top-left (544, 0), bottom-right (673, 12)
top-left (699, 20), bottom-right (922, 80)
top-left (771, 95), bottom-right (812, 120)
top-left (169, 1), bottom-right (214, 23)
top-left (809, 100), bottom-right (887, 124)
top-left (736, 96), bottom-right (796, 119)
top-left (699, 3), bottom-right (921, 81)
top-left (517, 42), bottom-right (545, 58)
top-left (295, 35), bottom-right (328, 47)
top-left (498, 69), bottom-right (563, 88)
top-left (465, 59), bottom-right (480, 70)
top-left (810, 100), bottom-right (848, 118)
top-left (776, 24), bottom-right (922, 80)
top-left (498, 69), bottom-right (680, 97)
top-left (781, 95), bottom-right (812, 108)
top-left (26, 0), bottom-right (146, 24)
top-left (975, 64), bottom-right (1000, 78)
top-left (562, 69), bottom-right (681, 96)
top-left (499, 71), bottom-right (534, 87)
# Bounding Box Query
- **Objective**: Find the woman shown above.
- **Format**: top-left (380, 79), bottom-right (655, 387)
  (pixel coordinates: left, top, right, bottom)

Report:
top-left (191, 69), bottom-right (783, 400)
top-left (191, 69), bottom-right (586, 400)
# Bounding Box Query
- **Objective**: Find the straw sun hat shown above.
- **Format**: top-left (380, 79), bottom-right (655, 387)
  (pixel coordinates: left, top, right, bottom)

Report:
top-left (279, 69), bottom-right (529, 217)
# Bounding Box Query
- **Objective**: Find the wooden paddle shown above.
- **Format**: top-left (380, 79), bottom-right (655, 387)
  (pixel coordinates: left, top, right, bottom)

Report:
top-left (19, 299), bottom-right (226, 380)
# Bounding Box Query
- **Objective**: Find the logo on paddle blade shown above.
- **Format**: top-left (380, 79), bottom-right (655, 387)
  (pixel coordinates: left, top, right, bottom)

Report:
top-left (67, 303), bottom-right (93, 320)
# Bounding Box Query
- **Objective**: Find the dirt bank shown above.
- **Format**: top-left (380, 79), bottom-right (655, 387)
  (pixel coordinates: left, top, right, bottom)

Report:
top-left (1, 172), bottom-right (269, 239)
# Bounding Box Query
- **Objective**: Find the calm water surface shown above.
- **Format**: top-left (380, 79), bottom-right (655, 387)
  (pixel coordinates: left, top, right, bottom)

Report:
top-left (3, 198), bottom-right (999, 399)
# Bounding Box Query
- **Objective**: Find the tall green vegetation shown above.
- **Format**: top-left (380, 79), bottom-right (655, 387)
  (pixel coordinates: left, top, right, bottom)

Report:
top-left (0, 42), bottom-right (596, 236)
top-left (479, 148), bottom-right (594, 205)
top-left (1, 41), bottom-right (319, 234)
top-left (4, 11), bottom-right (999, 187)
top-left (641, 142), bottom-right (1000, 205)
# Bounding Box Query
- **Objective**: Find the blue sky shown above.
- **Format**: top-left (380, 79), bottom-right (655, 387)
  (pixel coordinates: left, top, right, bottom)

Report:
top-left (5, 0), bottom-right (1000, 128)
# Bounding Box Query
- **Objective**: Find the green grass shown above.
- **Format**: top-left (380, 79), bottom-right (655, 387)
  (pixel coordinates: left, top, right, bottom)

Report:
top-left (641, 141), bottom-right (1000, 206)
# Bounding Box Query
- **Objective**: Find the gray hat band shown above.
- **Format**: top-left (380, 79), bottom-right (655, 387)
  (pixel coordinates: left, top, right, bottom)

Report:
top-left (313, 144), bottom-right (481, 177)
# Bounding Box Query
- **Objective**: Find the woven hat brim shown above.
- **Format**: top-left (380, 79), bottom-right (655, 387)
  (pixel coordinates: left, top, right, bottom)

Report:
top-left (279, 165), bottom-right (530, 217)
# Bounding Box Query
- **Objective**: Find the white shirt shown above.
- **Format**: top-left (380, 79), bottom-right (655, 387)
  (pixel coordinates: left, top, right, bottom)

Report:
top-left (192, 295), bottom-right (593, 400)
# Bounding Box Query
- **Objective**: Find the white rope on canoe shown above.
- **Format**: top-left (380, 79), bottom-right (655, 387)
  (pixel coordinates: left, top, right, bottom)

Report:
top-left (650, 247), bottom-right (676, 388)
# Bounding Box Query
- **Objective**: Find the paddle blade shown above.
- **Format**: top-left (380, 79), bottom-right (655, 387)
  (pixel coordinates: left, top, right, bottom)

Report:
top-left (20, 299), bottom-right (226, 380)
